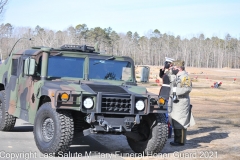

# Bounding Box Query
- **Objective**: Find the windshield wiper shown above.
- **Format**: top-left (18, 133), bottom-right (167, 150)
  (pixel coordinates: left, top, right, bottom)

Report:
top-left (93, 56), bottom-right (115, 65)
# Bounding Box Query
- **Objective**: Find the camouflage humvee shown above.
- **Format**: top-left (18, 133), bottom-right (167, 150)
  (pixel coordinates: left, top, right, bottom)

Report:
top-left (0, 44), bottom-right (168, 155)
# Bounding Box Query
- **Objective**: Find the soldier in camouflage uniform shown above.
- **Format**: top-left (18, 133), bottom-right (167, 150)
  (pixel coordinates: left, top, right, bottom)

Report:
top-left (169, 60), bottom-right (195, 146)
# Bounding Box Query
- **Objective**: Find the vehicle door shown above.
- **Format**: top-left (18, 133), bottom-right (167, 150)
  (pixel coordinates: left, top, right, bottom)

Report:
top-left (16, 56), bottom-right (36, 121)
top-left (5, 57), bottom-right (21, 116)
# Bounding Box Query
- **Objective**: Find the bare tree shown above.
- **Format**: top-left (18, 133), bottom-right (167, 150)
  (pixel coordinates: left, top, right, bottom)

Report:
top-left (0, 0), bottom-right (8, 17)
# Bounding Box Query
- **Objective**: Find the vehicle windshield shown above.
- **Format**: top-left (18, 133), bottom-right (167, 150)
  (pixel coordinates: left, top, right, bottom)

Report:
top-left (89, 58), bottom-right (132, 81)
top-left (47, 56), bottom-right (84, 78)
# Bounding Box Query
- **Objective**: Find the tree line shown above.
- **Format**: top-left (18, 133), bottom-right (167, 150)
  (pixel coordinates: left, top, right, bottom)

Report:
top-left (0, 23), bottom-right (240, 68)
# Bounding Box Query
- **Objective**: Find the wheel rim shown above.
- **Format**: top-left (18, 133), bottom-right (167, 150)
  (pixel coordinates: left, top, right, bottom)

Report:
top-left (42, 118), bottom-right (54, 142)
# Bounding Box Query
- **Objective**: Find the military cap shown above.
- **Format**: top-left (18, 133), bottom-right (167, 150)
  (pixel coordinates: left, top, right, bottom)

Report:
top-left (165, 57), bottom-right (174, 63)
top-left (173, 60), bottom-right (185, 67)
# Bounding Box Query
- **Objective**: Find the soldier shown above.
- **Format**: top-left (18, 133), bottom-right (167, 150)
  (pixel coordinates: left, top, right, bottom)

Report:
top-left (159, 57), bottom-right (174, 99)
top-left (159, 57), bottom-right (174, 138)
top-left (169, 60), bottom-right (195, 146)
top-left (159, 57), bottom-right (174, 78)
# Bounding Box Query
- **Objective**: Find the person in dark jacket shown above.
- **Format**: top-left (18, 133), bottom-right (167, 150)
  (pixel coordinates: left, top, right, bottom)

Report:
top-left (159, 57), bottom-right (175, 139)
top-left (159, 57), bottom-right (174, 99)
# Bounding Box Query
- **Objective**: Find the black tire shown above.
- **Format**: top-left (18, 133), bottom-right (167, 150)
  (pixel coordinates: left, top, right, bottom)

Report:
top-left (0, 90), bottom-right (16, 131)
top-left (127, 113), bottom-right (168, 154)
top-left (33, 103), bottom-right (74, 155)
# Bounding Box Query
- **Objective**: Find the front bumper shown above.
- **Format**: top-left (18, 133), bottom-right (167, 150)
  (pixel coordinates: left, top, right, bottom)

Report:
top-left (84, 114), bottom-right (136, 133)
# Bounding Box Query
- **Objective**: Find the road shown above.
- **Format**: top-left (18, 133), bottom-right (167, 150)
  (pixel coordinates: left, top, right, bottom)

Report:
top-left (2, 114), bottom-right (235, 160)
top-left (0, 119), bottom-right (123, 160)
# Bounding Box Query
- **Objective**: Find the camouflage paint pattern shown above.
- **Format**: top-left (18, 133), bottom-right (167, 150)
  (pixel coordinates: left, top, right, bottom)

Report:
top-left (0, 46), bottom-right (167, 124)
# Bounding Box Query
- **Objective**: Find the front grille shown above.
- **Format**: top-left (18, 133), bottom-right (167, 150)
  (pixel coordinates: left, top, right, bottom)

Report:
top-left (101, 95), bottom-right (131, 113)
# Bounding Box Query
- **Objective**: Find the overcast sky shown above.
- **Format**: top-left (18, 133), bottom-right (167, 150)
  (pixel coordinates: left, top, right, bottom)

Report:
top-left (2, 0), bottom-right (240, 38)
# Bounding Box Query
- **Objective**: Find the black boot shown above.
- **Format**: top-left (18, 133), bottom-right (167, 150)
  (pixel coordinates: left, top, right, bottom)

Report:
top-left (170, 129), bottom-right (186, 146)
top-left (170, 141), bottom-right (184, 146)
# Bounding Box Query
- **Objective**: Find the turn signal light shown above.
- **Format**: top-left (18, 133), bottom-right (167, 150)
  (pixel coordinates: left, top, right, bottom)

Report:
top-left (61, 93), bottom-right (69, 101)
top-left (158, 97), bottom-right (165, 105)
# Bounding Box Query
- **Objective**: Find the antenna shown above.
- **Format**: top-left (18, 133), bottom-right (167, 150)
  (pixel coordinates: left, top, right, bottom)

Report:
top-left (8, 38), bottom-right (32, 56)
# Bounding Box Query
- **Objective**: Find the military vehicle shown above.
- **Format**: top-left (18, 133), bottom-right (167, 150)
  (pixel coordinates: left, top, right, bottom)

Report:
top-left (0, 44), bottom-right (168, 155)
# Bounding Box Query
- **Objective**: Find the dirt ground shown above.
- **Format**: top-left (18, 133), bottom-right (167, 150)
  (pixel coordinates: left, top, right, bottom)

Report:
top-left (92, 66), bottom-right (240, 160)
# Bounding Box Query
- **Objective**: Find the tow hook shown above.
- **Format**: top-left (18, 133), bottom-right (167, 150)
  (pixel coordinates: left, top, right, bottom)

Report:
top-left (85, 112), bottom-right (95, 123)
top-left (97, 118), bottom-right (111, 132)
top-left (98, 118), bottom-right (108, 127)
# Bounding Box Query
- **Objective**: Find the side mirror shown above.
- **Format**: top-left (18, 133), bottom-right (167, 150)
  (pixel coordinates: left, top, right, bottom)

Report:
top-left (24, 58), bottom-right (36, 75)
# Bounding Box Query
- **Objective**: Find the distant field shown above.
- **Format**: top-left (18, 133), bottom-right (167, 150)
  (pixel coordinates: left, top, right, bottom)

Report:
top-left (136, 66), bottom-right (240, 104)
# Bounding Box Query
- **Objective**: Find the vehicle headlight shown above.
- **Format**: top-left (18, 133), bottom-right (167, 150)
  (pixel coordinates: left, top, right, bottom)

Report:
top-left (135, 100), bottom-right (145, 111)
top-left (61, 93), bottom-right (69, 101)
top-left (158, 97), bottom-right (165, 105)
top-left (83, 98), bottom-right (94, 109)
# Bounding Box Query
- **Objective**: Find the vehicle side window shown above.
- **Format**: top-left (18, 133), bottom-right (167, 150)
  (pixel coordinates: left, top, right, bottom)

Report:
top-left (36, 56), bottom-right (42, 76)
top-left (11, 59), bottom-right (18, 76)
